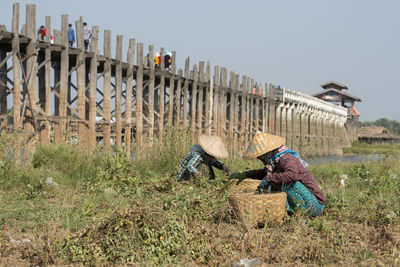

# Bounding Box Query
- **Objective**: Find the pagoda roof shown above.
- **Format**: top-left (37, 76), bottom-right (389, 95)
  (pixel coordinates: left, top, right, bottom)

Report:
top-left (320, 81), bottom-right (348, 90)
top-left (312, 88), bottom-right (361, 102)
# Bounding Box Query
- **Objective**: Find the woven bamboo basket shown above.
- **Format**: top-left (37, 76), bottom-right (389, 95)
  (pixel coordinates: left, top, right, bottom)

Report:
top-left (231, 179), bottom-right (261, 194)
top-left (228, 192), bottom-right (287, 226)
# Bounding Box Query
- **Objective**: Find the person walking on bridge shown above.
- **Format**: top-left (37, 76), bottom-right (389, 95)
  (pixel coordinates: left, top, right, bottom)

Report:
top-left (83, 22), bottom-right (91, 51)
top-left (68, 24), bottom-right (75, 47)
top-left (229, 132), bottom-right (325, 217)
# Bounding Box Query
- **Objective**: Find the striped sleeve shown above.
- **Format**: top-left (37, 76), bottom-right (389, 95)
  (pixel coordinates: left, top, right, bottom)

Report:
top-left (186, 152), bottom-right (202, 174)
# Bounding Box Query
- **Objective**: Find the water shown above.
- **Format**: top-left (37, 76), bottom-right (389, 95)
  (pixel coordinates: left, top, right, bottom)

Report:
top-left (307, 154), bottom-right (381, 166)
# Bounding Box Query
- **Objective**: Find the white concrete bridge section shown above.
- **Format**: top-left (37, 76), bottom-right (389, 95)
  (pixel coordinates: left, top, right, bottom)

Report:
top-left (275, 88), bottom-right (350, 156)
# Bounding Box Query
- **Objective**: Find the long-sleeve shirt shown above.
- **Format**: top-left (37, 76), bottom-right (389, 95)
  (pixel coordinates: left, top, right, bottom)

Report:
top-left (83, 26), bottom-right (91, 41)
top-left (244, 153), bottom-right (325, 204)
top-left (176, 144), bottom-right (225, 181)
top-left (68, 28), bottom-right (75, 42)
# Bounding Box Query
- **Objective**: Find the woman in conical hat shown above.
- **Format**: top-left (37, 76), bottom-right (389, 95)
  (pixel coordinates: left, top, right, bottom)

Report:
top-left (176, 135), bottom-right (231, 181)
top-left (229, 132), bottom-right (325, 217)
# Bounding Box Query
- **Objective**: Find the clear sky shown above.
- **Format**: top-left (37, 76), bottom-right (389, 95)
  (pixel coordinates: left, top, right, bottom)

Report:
top-left (1, 0), bottom-right (399, 122)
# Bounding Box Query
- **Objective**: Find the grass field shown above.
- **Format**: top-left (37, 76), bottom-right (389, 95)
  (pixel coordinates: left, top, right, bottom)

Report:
top-left (1, 131), bottom-right (400, 265)
top-left (343, 141), bottom-right (400, 155)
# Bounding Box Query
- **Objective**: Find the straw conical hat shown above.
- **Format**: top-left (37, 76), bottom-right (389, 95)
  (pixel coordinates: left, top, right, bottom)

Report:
top-left (199, 135), bottom-right (229, 159)
top-left (244, 132), bottom-right (285, 159)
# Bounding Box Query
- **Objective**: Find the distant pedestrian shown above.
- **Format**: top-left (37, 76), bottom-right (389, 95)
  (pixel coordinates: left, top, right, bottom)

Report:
top-left (68, 24), bottom-right (75, 47)
top-left (153, 52), bottom-right (160, 69)
top-left (164, 51), bottom-right (172, 70)
top-left (83, 22), bottom-right (91, 51)
top-left (37, 25), bottom-right (45, 41)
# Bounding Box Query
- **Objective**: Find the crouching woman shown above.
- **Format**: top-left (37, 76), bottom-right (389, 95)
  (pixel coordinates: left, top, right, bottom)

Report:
top-left (176, 135), bottom-right (231, 181)
top-left (229, 132), bottom-right (325, 217)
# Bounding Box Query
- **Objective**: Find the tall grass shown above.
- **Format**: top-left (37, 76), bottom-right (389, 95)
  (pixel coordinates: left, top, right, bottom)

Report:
top-left (0, 129), bottom-right (399, 265)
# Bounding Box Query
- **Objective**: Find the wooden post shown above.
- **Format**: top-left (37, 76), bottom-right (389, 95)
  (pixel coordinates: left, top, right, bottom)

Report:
top-left (75, 18), bottom-right (87, 147)
top-left (249, 79), bottom-right (254, 138)
top-left (228, 71), bottom-right (235, 139)
top-left (24, 4), bottom-right (38, 134)
top-left (175, 69), bottom-right (183, 125)
top-left (37, 49), bottom-right (45, 136)
top-left (103, 30), bottom-right (111, 150)
top-left (269, 84), bottom-right (276, 134)
top-left (260, 83), bottom-right (265, 132)
top-left (204, 61), bottom-right (211, 134)
top-left (233, 74), bottom-right (240, 154)
top-left (245, 78), bottom-right (251, 147)
top-left (88, 26), bottom-right (98, 148)
top-left (255, 86), bottom-right (260, 133)
top-left (148, 45), bottom-right (155, 144)
top-left (12, 3), bottom-right (21, 131)
top-left (125, 38), bottom-right (135, 156)
top-left (167, 51), bottom-right (176, 127)
top-left (208, 77), bottom-right (214, 135)
top-left (197, 61), bottom-right (204, 135)
top-left (158, 47), bottom-right (165, 143)
top-left (136, 42), bottom-right (143, 145)
top-left (0, 40), bottom-right (7, 129)
top-left (240, 75), bottom-right (247, 153)
top-left (58, 14), bottom-right (69, 142)
top-left (191, 64), bottom-right (198, 140)
top-left (219, 68), bottom-right (227, 137)
top-left (213, 66), bottom-right (219, 134)
top-left (115, 35), bottom-right (123, 148)
top-left (40, 16), bottom-right (52, 144)
top-left (182, 57), bottom-right (190, 127)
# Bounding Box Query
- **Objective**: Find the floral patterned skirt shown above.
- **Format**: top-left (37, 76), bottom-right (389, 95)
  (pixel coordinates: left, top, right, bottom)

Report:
top-left (282, 181), bottom-right (324, 217)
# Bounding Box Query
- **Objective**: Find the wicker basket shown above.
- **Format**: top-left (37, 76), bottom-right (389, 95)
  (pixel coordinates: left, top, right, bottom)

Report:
top-left (228, 192), bottom-right (287, 226)
top-left (231, 179), bottom-right (261, 194)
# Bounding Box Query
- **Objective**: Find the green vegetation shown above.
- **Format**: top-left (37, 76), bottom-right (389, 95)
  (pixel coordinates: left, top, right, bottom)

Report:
top-left (0, 130), bottom-right (400, 265)
top-left (343, 140), bottom-right (400, 155)
top-left (360, 118), bottom-right (400, 136)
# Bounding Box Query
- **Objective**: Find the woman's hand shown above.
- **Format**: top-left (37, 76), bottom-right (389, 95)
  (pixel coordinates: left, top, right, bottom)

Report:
top-left (228, 172), bottom-right (246, 185)
top-left (222, 165), bottom-right (231, 176)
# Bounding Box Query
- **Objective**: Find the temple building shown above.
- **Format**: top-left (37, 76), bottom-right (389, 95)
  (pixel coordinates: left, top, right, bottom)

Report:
top-left (313, 81), bottom-right (361, 141)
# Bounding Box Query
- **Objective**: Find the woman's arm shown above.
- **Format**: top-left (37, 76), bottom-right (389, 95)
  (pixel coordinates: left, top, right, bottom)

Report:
top-left (267, 155), bottom-right (301, 184)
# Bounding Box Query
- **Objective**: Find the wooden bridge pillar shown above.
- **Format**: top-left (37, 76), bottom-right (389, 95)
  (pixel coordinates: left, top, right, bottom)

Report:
top-left (115, 35), bottom-right (123, 148)
top-left (280, 104), bottom-right (287, 141)
top-left (204, 62), bottom-right (211, 134)
top-left (175, 68), bottom-right (183, 126)
top-left (158, 47), bottom-right (165, 144)
top-left (58, 14), bottom-right (69, 143)
top-left (148, 45), bottom-right (155, 144)
top-left (197, 61), bottom-right (205, 136)
top-left (135, 42), bottom-right (143, 146)
top-left (269, 84), bottom-right (276, 134)
top-left (0, 45), bottom-right (7, 129)
top-left (239, 75), bottom-right (246, 153)
top-left (286, 105), bottom-right (293, 149)
top-left (88, 26), bottom-right (98, 148)
top-left (75, 18), bottom-right (87, 148)
top-left (102, 30), bottom-right (112, 150)
top-left (167, 51), bottom-right (176, 128)
top-left (233, 74), bottom-right (240, 154)
top-left (212, 66), bottom-right (219, 135)
top-left (191, 64), bottom-right (198, 140)
top-left (24, 4), bottom-right (38, 136)
top-left (12, 3), bottom-right (21, 132)
top-left (182, 57), bottom-right (190, 129)
top-left (125, 38), bottom-right (135, 156)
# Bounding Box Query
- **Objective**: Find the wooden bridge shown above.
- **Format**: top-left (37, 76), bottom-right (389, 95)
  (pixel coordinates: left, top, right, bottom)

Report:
top-left (0, 3), bottom-right (350, 157)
